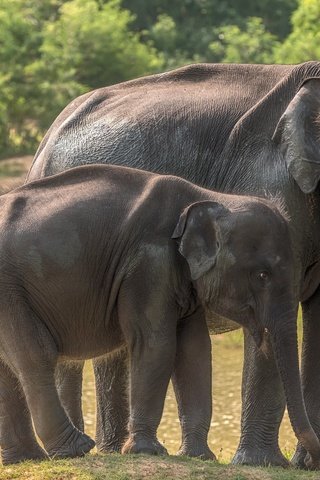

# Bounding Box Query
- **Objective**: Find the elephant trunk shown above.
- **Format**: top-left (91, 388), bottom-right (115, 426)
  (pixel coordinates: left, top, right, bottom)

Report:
top-left (268, 303), bottom-right (320, 467)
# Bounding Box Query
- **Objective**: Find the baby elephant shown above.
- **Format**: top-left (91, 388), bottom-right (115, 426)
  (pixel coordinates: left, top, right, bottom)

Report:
top-left (0, 164), bottom-right (319, 467)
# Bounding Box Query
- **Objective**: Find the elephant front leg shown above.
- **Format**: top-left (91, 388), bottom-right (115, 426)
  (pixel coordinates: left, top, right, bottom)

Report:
top-left (172, 310), bottom-right (215, 460)
top-left (0, 362), bottom-right (47, 465)
top-left (232, 328), bottom-right (288, 467)
top-left (292, 288), bottom-right (320, 468)
top-left (94, 349), bottom-right (129, 453)
top-left (118, 281), bottom-right (178, 456)
top-left (122, 336), bottom-right (176, 456)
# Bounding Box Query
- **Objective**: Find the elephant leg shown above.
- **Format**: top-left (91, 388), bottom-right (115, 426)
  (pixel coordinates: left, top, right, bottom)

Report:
top-left (1, 306), bottom-right (95, 459)
top-left (94, 349), bottom-right (129, 453)
top-left (0, 361), bottom-right (47, 465)
top-left (55, 360), bottom-right (85, 431)
top-left (232, 328), bottom-right (288, 467)
top-left (171, 310), bottom-right (215, 460)
top-left (121, 333), bottom-right (176, 456)
top-left (292, 289), bottom-right (320, 468)
top-left (118, 277), bottom-right (177, 455)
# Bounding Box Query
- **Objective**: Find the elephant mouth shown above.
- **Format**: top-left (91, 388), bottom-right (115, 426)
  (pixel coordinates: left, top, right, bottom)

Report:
top-left (205, 301), bottom-right (266, 348)
top-left (251, 328), bottom-right (264, 348)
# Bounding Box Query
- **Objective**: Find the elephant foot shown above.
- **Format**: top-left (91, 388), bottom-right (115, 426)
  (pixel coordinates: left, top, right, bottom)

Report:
top-left (177, 441), bottom-right (216, 461)
top-left (291, 443), bottom-right (307, 469)
top-left (232, 446), bottom-right (289, 467)
top-left (292, 445), bottom-right (320, 470)
top-left (46, 428), bottom-right (95, 459)
top-left (122, 434), bottom-right (168, 456)
top-left (96, 440), bottom-right (123, 454)
top-left (1, 444), bottom-right (48, 465)
top-left (96, 432), bottom-right (127, 453)
top-left (304, 453), bottom-right (320, 470)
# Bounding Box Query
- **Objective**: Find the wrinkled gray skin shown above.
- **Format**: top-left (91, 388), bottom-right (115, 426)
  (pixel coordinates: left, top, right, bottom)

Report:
top-left (26, 61), bottom-right (320, 467)
top-left (1, 164), bottom-right (320, 467)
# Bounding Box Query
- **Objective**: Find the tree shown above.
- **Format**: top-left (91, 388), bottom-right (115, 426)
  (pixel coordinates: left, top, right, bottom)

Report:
top-left (0, 0), bottom-right (48, 154)
top-left (274, 0), bottom-right (320, 63)
top-left (0, 0), bottom-right (163, 156)
top-left (120, 0), bottom-right (296, 66)
top-left (28, 0), bottom-right (163, 127)
top-left (210, 17), bottom-right (280, 64)
top-left (222, 0), bottom-right (297, 39)
top-left (36, 0), bottom-right (162, 89)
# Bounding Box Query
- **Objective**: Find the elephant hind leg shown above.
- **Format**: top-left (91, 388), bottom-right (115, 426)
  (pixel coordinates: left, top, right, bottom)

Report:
top-left (0, 304), bottom-right (95, 459)
top-left (0, 361), bottom-right (47, 465)
top-left (55, 360), bottom-right (85, 432)
top-left (93, 348), bottom-right (129, 453)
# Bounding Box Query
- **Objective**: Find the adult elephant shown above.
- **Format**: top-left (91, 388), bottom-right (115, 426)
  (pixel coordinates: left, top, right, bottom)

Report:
top-left (26, 61), bottom-right (320, 467)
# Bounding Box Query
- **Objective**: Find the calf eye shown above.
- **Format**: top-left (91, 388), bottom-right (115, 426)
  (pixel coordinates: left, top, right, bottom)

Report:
top-left (258, 271), bottom-right (269, 281)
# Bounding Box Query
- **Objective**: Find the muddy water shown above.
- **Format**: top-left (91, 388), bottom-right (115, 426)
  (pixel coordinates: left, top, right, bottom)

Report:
top-left (82, 330), bottom-right (297, 461)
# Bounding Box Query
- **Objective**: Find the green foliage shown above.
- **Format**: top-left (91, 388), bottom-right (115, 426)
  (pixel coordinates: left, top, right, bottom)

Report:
top-left (121, 0), bottom-right (296, 67)
top-left (0, 0), bottom-right (162, 157)
top-left (149, 14), bottom-right (177, 56)
top-left (219, 0), bottom-right (297, 39)
top-left (275, 0), bottom-right (320, 63)
top-left (0, 0), bottom-right (317, 157)
top-left (27, 0), bottom-right (163, 129)
top-left (0, 0), bottom-right (44, 155)
top-left (210, 17), bottom-right (281, 64)
top-left (37, 0), bottom-right (162, 89)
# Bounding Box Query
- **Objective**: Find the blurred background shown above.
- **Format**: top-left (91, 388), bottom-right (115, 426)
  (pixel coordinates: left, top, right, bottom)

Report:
top-left (0, 0), bottom-right (318, 159)
top-left (0, 0), bottom-right (313, 461)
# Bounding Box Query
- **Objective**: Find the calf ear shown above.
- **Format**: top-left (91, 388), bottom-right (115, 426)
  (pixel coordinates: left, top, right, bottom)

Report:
top-left (172, 201), bottom-right (228, 280)
top-left (272, 79), bottom-right (320, 194)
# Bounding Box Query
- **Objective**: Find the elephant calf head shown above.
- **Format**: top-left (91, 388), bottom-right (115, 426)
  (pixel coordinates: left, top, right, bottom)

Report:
top-left (172, 198), bottom-right (292, 338)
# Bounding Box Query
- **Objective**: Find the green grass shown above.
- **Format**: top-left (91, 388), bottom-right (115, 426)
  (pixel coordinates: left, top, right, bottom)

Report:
top-left (2, 454), bottom-right (320, 480)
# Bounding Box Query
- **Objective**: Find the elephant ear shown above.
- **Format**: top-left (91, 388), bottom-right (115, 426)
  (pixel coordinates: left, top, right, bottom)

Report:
top-left (272, 78), bottom-right (320, 194)
top-left (172, 201), bottom-right (229, 280)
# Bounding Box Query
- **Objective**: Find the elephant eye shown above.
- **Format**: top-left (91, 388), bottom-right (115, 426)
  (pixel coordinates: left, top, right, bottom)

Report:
top-left (258, 271), bottom-right (269, 282)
